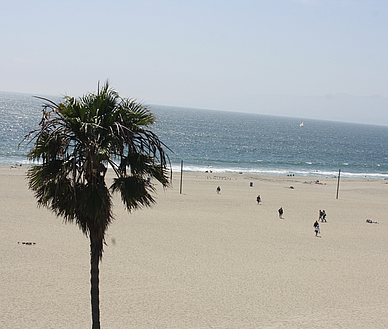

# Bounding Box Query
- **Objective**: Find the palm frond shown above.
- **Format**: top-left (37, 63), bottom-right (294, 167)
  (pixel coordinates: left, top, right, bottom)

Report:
top-left (22, 80), bottom-right (171, 244)
top-left (110, 176), bottom-right (155, 211)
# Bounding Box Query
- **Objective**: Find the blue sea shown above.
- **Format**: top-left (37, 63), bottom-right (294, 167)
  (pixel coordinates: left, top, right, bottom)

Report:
top-left (1, 91), bottom-right (388, 179)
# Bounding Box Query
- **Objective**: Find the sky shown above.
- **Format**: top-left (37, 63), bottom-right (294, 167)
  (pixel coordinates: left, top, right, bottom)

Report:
top-left (1, 0), bottom-right (388, 124)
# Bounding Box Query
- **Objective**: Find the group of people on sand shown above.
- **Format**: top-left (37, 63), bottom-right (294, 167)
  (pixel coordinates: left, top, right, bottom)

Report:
top-left (218, 184), bottom-right (378, 238)
top-left (278, 202), bottom-right (325, 236)
top-left (218, 186), bottom-right (327, 236)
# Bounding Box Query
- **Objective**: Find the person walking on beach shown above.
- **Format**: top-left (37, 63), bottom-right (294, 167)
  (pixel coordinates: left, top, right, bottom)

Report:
top-left (257, 195), bottom-right (261, 204)
top-left (314, 220), bottom-right (320, 236)
top-left (216, 186), bottom-right (221, 194)
top-left (322, 210), bottom-right (327, 222)
top-left (278, 207), bottom-right (283, 218)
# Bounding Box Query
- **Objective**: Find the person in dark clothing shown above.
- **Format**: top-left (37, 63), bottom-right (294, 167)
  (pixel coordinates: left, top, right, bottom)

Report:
top-left (322, 210), bottom-right (327, 222)
top-left (314, 220), bottom-right (320, 236)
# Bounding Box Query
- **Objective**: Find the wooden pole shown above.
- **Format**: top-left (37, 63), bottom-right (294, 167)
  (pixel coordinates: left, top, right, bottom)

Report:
top-left (336, 168), bottom-right (341, 199)
top-left (180, 160), bottom-right (183, 194)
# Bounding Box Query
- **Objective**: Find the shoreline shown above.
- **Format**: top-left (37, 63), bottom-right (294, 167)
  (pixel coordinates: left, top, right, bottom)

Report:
top-left (6, 162), bottom-right (388, 181)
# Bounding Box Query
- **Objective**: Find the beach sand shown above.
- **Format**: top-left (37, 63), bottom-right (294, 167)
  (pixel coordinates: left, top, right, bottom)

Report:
top-left (1, 165), bottom-right (388, 328)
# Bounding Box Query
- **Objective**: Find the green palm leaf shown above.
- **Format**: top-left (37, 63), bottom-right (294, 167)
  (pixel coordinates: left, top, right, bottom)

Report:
top-left (22, 81), bottom-right (171, 329)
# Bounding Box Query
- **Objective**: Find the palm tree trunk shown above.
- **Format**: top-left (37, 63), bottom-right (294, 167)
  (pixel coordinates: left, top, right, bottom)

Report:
top-left (90, 235), bottom-right (102, 329)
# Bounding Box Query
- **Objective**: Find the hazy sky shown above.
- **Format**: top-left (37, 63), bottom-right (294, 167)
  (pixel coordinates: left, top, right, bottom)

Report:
top-left (1, 0), bottom-right (387, 122)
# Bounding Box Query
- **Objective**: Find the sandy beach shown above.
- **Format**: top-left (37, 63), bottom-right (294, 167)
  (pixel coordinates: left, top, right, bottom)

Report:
top-left (1, 165), bottom-right (388, 328)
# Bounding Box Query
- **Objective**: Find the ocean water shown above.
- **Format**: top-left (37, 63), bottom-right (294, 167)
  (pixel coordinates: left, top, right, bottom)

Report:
top-left (1, 91), bottom-right (388, 179)
top-left (0, 92), bottom-right (42, 164)
top-left (150, 105), bottom-right (388, 179)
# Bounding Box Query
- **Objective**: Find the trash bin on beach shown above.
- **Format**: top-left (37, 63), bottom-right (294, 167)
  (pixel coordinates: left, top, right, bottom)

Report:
top-left (250, 182), bottom-right (253, 187)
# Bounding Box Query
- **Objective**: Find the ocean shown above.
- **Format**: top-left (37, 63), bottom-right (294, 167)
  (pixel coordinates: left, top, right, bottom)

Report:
top-left (1, 91), bottom-right (388, 179)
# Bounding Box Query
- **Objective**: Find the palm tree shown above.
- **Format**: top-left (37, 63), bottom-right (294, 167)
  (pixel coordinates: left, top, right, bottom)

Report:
top-left (23, 82), bottom-right (171, 329)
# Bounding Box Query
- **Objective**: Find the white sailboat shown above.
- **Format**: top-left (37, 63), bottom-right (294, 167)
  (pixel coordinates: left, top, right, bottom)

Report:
top-left (299, 120), bottom-right (304, 127)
